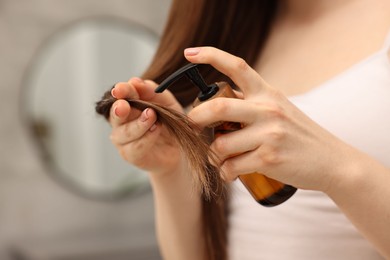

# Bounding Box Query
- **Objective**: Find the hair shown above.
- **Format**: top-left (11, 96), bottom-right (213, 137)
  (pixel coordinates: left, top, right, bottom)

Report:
top-left (143, 0), bottom-right (278, 107)
top-left (95, 90), bottom-right (225, 200)
top-left (96, 1), bottom-right (278, 259)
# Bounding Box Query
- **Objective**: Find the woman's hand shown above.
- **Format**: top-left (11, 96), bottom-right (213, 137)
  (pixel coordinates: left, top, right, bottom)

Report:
top-left (109, 78), bottom-right (185, 175)
top-left (185, 47), bottom-right (356, 193)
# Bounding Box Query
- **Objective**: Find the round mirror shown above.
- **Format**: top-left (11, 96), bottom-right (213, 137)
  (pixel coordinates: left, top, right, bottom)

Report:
top-left (22, 18), bottom-right (158, 200)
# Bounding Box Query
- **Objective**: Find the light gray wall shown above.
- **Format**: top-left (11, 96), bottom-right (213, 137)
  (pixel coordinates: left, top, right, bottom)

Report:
top-left (0, 1), bottom-right (171, 259)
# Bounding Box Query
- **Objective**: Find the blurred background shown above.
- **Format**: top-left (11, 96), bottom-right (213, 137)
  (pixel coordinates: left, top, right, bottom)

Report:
top-left (0, 0), bottom-right (171, 259)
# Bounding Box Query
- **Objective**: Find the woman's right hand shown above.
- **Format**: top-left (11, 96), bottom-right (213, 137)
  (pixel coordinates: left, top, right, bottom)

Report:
top-left (109, 78), bottom-right (185, 175)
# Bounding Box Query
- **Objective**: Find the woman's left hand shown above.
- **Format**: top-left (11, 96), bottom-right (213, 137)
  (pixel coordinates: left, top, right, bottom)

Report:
top-left (185, 47), bottom-right (355, 193)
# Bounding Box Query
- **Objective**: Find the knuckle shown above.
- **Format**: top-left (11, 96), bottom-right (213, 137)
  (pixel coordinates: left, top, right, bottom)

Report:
top-left (269, 124), bottom-right (287, 142)
top-left (221, 169), bottom-right (235, 183)
top-left (222, 160), bottom-right (238, 179)
top-left (213, 136), bottom-right (228, 155)
top-left (235, 57), bottom-right (249, 72)
top-left (258, 146), bottom-right (281, 166)
top-left (263, 102), bottom-right (286, 120)
top-left (209, 98), bottom-right (229, 116)
top-left (223, 57), bottom-right (249, 79)
top-left (124, 118), bottom-right (146, 136)
top-left (253, 101), bottom-right (287, 121)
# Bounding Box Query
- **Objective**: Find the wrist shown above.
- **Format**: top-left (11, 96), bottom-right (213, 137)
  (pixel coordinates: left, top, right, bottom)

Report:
top-left (324, 145), bottom-right (368, 199)
top-left (147, 157), bottom-right (200, 196)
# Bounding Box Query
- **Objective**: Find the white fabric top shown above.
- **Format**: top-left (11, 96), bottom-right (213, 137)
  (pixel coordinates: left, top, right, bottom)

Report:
top-left (228, 32), bottom-right (390, 259)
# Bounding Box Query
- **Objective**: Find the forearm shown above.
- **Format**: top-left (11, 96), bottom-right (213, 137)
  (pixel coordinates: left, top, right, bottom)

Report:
top-left (326, 147), bottom-right (390, 258)
top-left (148, 164), bottom-right (205, 260)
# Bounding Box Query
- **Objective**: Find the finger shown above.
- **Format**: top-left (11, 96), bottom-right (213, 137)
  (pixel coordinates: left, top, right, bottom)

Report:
top-left (184, 46), bottom-right (269, 96)
top-left (188, 97), bottom-right (258, 128)
top-left (233, 90), bottom-right (244, 99)
top-left (111, 81), bottom-right (140, 100)
top-left (211, 126), bottom-right (260, 162)
top-left (131, 79), bottom-right (182, 111)
top-left (109, 99), bottom-right (132, 127)
top-left (118, 124), bottom-right (162, 168)
top-left (220, 152), bottom-right (264, 182)
top-left (131, 79), bottom-right (158, 100)
top-left (110, 108), bottom-right (158, 146)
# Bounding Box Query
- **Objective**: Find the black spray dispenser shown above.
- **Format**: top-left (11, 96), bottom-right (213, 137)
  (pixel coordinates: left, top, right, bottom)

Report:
top-left (156, 63), bottom-right (297, 206)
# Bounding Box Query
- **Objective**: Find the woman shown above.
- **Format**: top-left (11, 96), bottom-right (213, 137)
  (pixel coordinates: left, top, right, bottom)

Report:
top-left (108, 0), bottom-right (390, 259)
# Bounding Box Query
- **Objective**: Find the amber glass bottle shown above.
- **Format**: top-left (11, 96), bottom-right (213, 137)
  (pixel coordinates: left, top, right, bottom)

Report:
top-left (193, 82), bottom-right (296, 206)
top-left (156, 63), bottom-right (296, 206)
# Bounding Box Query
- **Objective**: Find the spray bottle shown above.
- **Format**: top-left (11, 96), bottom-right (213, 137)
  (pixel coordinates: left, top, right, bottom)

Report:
top-left (155, 63), bottom-right (296, 206)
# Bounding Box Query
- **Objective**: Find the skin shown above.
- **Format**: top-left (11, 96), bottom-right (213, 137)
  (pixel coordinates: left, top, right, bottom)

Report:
top-left (109, 0), bottom-right (390, 258)
top-left (109, 79), bottom-right (203, 259)
top-left (186, 47), bottom-right (390, 258)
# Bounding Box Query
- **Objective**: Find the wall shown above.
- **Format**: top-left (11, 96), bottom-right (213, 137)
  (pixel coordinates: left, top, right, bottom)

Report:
top-left (0, 1), bottom-right (171, 259)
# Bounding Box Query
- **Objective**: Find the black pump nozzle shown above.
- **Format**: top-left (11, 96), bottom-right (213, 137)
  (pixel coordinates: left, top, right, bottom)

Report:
top-left (155, 63), bottom-right (219, 101)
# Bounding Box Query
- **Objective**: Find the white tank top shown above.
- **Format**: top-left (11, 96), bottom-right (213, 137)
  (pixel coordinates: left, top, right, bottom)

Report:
top-left (228, 32), bottom-right (390, 260)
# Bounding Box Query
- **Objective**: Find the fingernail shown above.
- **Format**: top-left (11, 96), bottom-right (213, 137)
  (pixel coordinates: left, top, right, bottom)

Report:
top-left (114, 106), bottom-right (120, 117)
top-left (149, 123), bottom-right (157, 132)
top-left (140, 108), bottom-right (149, 122)
top-left (184, 47), bottom-right (200, 56)
top-left (111, 88), bottom-right (117, 98)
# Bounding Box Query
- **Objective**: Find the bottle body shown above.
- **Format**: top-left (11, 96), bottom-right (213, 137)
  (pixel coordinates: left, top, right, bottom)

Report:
top-left (194, 82), bottom-right (296, 206)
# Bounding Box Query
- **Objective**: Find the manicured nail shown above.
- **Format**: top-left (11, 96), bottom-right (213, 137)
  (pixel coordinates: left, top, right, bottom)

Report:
top-left (140, 108), bottom-right (149, 122)
top-left (111, 88), bottom-right (117, 98)
top-left (114, 106), bottom-right (120, 117)
top-left (149, 123), bottom-right (157, 132)
top-left (184, 47), bottom-right (200, 56)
